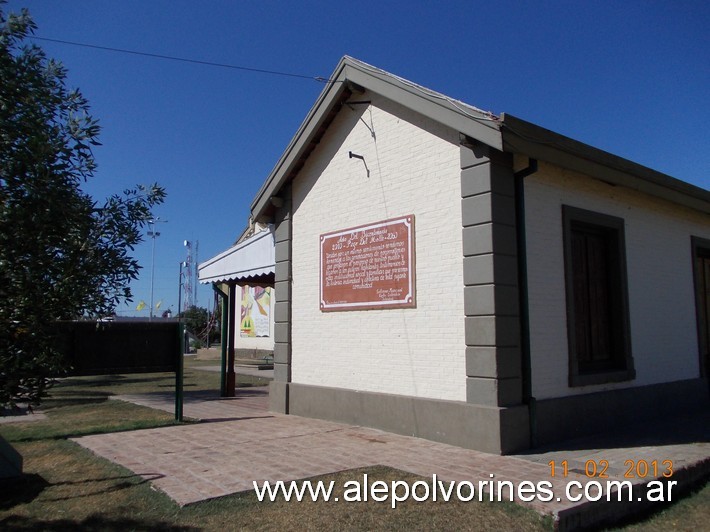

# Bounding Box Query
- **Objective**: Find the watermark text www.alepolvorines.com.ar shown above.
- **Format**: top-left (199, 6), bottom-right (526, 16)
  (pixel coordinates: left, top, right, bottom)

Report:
top-left (254, 473), bottom-right (677, 508)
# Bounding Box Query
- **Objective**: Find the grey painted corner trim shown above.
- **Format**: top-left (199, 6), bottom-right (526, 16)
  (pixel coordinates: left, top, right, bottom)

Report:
top-left (501, 113), bottom-right (710, 215)
top-left (462, 193), bottom-right (516, 227)
top-left (466, 346), bottom-right (522, 380)
top-left (464, 284), bottom-right (519, 316)
top-left (464, 254), bottom-right (518, 287)
top-left (463, 223), bottom-right (517, 257)
top-left (272, 186), bottom-right (292, 386)
top-left (273, 362), bottom-right (290, 382)
top-left (274, 239), bottom-right (291, 263)
top-left (466, 376), bottom-right (523, 407)
top-left (269, 381), bottom-right (289, 413)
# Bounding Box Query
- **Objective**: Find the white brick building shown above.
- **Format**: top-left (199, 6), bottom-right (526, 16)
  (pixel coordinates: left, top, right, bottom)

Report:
top-left (239, 57), bottom-right (710, 453)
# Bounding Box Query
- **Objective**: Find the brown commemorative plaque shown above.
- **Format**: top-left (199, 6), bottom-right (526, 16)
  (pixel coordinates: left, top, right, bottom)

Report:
top-left (320, 215), bottom-right (416, 311)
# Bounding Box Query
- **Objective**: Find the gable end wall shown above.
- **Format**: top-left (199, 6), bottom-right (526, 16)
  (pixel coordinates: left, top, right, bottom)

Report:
top-left (289, 93), bottom-right (467, 401)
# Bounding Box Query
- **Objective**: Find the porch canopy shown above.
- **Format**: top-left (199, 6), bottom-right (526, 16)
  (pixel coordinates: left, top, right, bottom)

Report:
top-left (198, 226), bottom-right (275, 285)
top-left (197, 225), bottom-right (275, 398)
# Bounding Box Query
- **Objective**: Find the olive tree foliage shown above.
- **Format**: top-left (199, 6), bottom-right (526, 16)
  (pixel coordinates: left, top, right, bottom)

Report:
top-left (180, 306), bottom-right (210, 339)
top-left (0, 6), bottom-right (166, 408)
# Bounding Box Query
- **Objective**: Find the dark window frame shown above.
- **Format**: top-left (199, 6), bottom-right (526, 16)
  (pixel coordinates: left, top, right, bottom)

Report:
top-left (562, 205), bottom-right (635, 387)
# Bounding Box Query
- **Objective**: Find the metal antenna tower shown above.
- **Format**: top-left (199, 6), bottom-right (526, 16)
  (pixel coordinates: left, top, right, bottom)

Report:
top-left (183, 240), bottom-right (194, 310)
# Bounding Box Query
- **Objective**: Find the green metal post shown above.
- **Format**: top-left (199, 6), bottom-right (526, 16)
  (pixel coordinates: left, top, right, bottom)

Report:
top-left (212, 284), bottom-right (229, 397)
top-left (226, 283), bottom-right (237, 396)
top-left (175, 322), bottom-right (184, 421)
top-left (220, 292), bottom-right (228, 396)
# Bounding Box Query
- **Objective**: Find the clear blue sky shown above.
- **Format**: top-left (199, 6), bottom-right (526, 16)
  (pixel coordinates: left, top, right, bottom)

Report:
top-left (5, 1), bottom-right (709, 316)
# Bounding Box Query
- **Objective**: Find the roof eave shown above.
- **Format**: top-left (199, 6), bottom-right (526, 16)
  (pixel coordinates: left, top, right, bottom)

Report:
top-left (250, 56), bottom-right (503, 221)
top-left (501, 113), bottom-right (710, 215)
top-left (250, 58), bottom-right (353, 222)
top-left (340, 61), bottom-right (502, 149)
top-left (250, 56), bottom-right (709, 222)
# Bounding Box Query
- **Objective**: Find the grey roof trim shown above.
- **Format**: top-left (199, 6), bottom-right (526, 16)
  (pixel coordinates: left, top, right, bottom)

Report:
top-left (340, 60), bottom-right (502, 149)
top-left (250, 56), bottom-right (502, 220)
top-left (250, 64), bottom-right (350, 220)
top-left (250, 56), bottom-right (709, 221)
top-left (501, 113), bottom-right (710, 215)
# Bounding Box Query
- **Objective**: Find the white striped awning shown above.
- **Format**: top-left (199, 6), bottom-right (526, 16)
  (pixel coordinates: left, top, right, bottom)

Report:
top-left (198, 226), bottom-right (275, 284)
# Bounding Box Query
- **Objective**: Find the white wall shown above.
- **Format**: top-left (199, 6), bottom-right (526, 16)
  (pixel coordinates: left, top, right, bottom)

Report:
top-left (526, 162), bottom-right (710, 399)
top-left (290, 93), bottom-right (466, 401)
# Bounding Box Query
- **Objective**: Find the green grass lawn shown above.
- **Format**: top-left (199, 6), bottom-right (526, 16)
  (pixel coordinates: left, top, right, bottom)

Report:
top-left (1, 360), bottom-right (708, 531)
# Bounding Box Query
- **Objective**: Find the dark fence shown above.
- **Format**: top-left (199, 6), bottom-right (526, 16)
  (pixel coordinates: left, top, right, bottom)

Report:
top-left (54, 320), bottom-right (182, 376)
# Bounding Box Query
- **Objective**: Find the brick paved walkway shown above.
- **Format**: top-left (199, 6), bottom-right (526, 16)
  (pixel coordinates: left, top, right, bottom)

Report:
top-left (74, 388), bottom-right (710, 531)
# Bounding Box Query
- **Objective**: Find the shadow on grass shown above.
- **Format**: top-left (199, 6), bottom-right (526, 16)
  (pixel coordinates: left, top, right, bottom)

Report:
top-left (123, 388), bottom-right (267, 401)
top-left (7, 420), bottom-right (185, 444)
top-left (49, 389), bottom-right (111, 396)
top-left (0, 514), bottom-right (197, 531)
top-left (0, 474), bottom-right (49, 510)
top-left (43, 396), bottom-right (111, 409)
top-left (0, 472), bottom-right (166, 508)
top-left (158, 383), bottom-right (202, 388)
top-left (57, 375), bottom-right (175, 388)
top-left (43, 473), bottom-right (166, 503)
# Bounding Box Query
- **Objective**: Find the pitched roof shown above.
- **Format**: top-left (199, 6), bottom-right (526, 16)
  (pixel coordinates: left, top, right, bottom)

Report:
top-left (251, 56), bottom-right (710, 220)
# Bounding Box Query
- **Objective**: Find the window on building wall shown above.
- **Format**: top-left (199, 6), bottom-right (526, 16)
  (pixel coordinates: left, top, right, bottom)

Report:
top-left (562, 206), bottom-right (635, 387)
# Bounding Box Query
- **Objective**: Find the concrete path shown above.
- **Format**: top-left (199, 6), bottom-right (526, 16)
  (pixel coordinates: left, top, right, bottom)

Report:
top-left (74, 389), bottom-right (710, 531)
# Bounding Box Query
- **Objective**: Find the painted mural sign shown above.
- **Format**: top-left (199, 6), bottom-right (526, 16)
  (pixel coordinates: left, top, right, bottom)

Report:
top-left (320, 215), bottom-right (416, 311)
top-left (240, 286), bottom-right (271, 337)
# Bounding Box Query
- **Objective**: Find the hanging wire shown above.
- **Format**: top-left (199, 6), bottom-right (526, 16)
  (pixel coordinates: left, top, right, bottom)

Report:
top-left (29, 36), bottom-right (334, 83)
